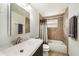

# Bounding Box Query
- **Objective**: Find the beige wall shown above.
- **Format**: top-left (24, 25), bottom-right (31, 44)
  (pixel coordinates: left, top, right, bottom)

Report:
top-left (63, 8), bottom-right (69, 54)
top-left (68, 4), bottom-right (79, 56)
top-left (63, 8), bottom-right (68, 45)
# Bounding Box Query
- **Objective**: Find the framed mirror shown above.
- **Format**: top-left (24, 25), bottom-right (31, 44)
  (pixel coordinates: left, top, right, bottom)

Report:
top-left (10, 3), bottom-right (30, 36)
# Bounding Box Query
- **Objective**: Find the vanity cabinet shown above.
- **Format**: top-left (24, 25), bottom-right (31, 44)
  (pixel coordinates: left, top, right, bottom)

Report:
top-left (33, 43), bottom-right (43, 56)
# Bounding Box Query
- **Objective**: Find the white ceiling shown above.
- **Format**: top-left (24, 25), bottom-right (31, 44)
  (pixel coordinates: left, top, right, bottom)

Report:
top-left (31, 3), bottom-right (69, 17)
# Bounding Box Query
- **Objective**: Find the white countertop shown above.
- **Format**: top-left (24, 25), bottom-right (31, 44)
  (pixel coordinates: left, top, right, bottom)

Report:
top-left (0, 39), bottom-right (43, 56)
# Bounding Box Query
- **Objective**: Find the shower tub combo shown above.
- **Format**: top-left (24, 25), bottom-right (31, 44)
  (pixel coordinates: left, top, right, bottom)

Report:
top-left (48, 40), bottom-right (67, 54)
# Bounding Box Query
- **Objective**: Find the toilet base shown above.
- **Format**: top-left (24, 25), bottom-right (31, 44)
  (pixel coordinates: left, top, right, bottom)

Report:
top-left (43, 51), bottom-right (48, 56)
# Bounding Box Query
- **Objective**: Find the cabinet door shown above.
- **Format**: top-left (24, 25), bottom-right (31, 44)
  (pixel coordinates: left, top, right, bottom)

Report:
top-left (33, 43), bottom-right (43, 56)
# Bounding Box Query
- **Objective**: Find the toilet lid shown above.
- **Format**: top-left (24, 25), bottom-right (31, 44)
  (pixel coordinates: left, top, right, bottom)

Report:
top-left (43, 44), bottom-right (49, 49)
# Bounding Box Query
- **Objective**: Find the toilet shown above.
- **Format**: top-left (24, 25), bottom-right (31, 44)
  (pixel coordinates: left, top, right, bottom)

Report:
top-left (43, 44), bottom-right (49, 51)
top-left (43, 44), bottom-right (49, 56)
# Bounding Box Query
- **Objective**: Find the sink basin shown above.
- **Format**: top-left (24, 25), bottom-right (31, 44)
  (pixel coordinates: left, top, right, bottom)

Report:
top-left (0, 52), bottom-right (5, 56)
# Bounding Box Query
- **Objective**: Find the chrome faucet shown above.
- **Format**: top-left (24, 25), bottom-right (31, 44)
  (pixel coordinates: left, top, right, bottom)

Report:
top-left (16, 37), bottom-right (22, 44)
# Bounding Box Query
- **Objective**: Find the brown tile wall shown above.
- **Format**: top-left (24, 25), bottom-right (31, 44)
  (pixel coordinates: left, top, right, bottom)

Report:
top-left (47, 17), bottom-right (65, 41)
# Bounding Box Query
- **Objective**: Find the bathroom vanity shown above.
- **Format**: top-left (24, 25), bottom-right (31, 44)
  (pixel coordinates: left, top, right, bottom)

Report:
top-left (1, 39), bottom-right (43, 56)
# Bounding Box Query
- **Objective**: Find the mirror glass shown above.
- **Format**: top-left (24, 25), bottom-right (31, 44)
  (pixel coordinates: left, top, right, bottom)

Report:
top-left (11, 3), bottom-right (30, 36)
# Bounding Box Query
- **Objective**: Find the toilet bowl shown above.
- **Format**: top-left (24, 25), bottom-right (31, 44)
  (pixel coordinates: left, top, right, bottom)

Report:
top-left (43, 44), bottom-right (49, 51)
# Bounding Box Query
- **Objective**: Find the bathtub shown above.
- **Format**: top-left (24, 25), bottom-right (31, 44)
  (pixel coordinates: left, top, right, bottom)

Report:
top-left (48, 40), bottom-right (67, 54)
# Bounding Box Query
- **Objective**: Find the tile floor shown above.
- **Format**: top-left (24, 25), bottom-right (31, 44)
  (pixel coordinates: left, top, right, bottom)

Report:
top-left (48, 50), bottom-right (68, 56)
